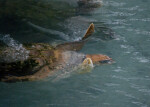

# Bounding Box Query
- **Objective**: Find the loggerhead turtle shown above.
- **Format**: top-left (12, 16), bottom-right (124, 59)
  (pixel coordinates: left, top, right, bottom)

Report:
top-left (0, 23), bottom-right (113, 82)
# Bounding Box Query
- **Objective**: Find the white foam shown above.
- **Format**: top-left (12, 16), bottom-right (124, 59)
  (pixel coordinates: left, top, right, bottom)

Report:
top-left (136, 57), bottom-right (149, 63)
top-left (0, 34), bottom-right (29, 62)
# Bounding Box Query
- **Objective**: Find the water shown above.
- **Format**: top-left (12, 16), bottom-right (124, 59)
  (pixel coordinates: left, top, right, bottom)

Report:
top-left (0, 0), bottom-right (150, 107)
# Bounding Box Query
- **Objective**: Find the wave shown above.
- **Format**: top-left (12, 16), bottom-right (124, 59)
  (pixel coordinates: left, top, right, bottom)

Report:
top-left (28, 22), bottom-right (70, 41)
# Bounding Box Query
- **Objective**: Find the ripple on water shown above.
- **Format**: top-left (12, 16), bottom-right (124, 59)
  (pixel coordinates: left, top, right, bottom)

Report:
top-left (88, 86), bottom-right (106, 93)
top-left (126, 28), bottom-right (150, 36)
top-left (129, 18), bottom-right (150, 22)
top-left (106, 19), bottom-right (130, 26)
top-left (130, 84), bottom-right (150, 95)
top-left (104, 1), bottom-right (126, 7)
top-left (119, 6), bottom-right (144, 12)
top-left (105, 83), bottom-right (120, 87)
top-left (113, 66), bottom-right (127, 73)
top-left (103, 103), bottom-right (111, 106)
top-left (105, 11), bottom-right (136, 17)
top-left (131, 101), bottom-right (148, 107)
top-left (112, 26), bottom-right (126, 29)
top-left (114, 90), bottom-right (149, 107)
top-left (111, 75), bottom-right (130, 81)
top-left (115, 90), bottom-right (137, 99)
top-left (135, 57), bottom-right (149, 63)
top-left (132, 52), bottom-right (150, 63)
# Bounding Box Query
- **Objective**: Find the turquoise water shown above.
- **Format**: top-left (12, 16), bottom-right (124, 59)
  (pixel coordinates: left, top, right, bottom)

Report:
top-left (0, 0), bottom-right (150, 107)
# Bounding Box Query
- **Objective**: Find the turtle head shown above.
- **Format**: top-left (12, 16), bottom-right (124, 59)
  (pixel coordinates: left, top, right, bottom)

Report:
top-left (86, 54), bottom-right (113, 64)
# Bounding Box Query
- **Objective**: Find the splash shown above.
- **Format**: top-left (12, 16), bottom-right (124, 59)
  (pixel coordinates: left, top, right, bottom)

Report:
top-left (51, 51), bottom-right (85, 82)
top-left (51, 51), bottom-right (93, 82)
top-left (0, 34), bottom-right (29, 62)
top-left (62, 16), bottom-right (93, 41)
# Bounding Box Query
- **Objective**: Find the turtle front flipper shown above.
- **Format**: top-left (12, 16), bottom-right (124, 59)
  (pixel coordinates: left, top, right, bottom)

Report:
top-left (82, 23), bottom-right (94, 40)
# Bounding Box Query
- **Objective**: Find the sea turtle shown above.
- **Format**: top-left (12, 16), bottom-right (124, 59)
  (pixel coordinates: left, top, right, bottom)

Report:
top-left (0, 23), bottom-right (113, 82)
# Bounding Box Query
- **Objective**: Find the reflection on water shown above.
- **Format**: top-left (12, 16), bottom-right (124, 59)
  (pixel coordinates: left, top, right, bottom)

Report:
top-left (0, 0), bottom-right (150, 107)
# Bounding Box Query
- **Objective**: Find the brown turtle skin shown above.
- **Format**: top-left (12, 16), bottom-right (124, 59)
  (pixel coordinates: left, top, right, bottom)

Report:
top-left (0, 23), bottom-right (113, 82)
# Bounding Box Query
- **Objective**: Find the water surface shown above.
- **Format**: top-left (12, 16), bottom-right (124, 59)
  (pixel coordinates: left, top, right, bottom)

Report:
top-left (0, 0), bottom-right (150, 107)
